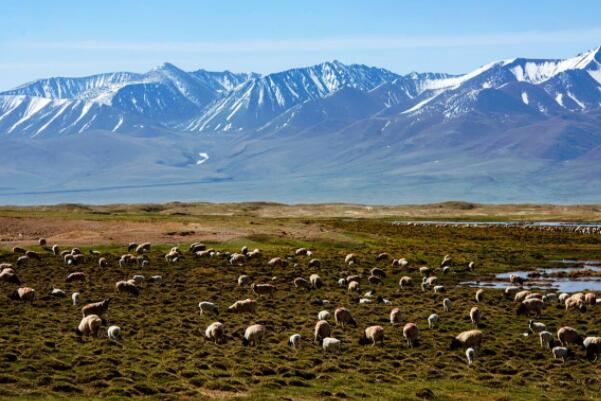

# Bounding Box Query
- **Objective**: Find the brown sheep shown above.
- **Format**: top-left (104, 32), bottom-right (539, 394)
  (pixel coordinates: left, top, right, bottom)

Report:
top-left (516, 298), bottom-right (544, 317)
top-left (359, 325), bottom-right (384, 346)
top-left (227, 299), bottom-right (257, 314)
top-left (82, 299), bottom-right (111, 317)
top-left (334, 307), bottom-right (357, 328)
top-left (450, 329), bottom-right (483, 350)
top-left (557, 326), bottom-right (584, 347)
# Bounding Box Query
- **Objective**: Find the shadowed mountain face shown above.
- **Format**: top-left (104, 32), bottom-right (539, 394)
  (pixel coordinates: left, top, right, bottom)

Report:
top-left (0, 47), bottom-right (601, 204)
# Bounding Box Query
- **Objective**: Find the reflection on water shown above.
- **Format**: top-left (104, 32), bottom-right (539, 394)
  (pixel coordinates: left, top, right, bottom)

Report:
top-left (462, 261), bottom-right (601, 293)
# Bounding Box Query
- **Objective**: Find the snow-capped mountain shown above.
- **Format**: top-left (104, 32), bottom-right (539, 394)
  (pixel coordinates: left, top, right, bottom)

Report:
top-left (1, 47), bottom-right (601, 204)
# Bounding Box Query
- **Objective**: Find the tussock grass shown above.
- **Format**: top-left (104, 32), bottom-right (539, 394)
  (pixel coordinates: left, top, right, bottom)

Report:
top-left (1, 220), bottom-right (601, 400)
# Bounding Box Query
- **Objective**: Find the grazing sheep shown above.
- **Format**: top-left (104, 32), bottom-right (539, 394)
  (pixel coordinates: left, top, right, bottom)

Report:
top-left (9, 287), bottom-right (36, 303)
top-left (376, 252), bottom-right (390, 261)
top-left (72, 292), bottom-right (80, 306)
top-left (359, 325), bottom-right (384, 346)
top-left (528, 320), bottom-right (546, 334)
top-left (557, 326), bottom-right (584, 347)
top-left (322, 337), bottom-right (341, 355)
top-left (66, 272), bottom-right (86, 283)
top-left (24, 250), bottom-right (40, 261)
top-left (470, 307), bottom-right (481, 327)
top-left (524, 293), bottom-right (542, 301)
top-left (345, 253), bottom-right (358, 265)
top-left (251, 283), bottom-right (276, 298)
top-left (359, 298), bottom-right (372, 304)
top-left (539, 331), bottom-right (554, 349)
top-left (199, 301), bottom-right (219, 316)
top-left (190, 243), bottom-right (206, 253)
top-left (227, 299), bottom-right (257, 314)
top-left (0, 268), bottom-right (20, 285)
top-left (583, 337), bottom-right (601, 361)
top-left (127, 242), bottom-right (138, 252)
top-left (558, 293), bottom-right (569, 304)
top-left (466, 347), bottom-right (476, 365)
top-left (38, 238), bottom-right (47, 246)
top-left (148, 275), bottom-right (162, 284)
top-left (390, 308), bottom-right (401, 325)
top-left (309, 274), bottom-right (323, 289)
top-left (514, 290), bottom-right (531, 302)
top-left (229, 253), bottom-right (246, 265)
top-left (131, 275), bottom-right (145, 285)
top-left (475, 289), bottom-right (484, 303)
top-left (468, 261), bottom-right (476, 271)
top-left (428, 313), bottom-right (439, 329)
top-left (293, 277), bottom-right (311, 290)
top-left (433, 285), bottom-right (445, 293)
top-left (308, 259), bottom-right (321, 268)
top-left (50, 288), bottom-right (66, 297)
top-left (119, 254), bottom-right (136, 267)
top-left (585, 292), bottom-right (597, 305)
top-left (238, 275), bottom-right (252, 286)
top-left (419, 266), bottom-right (432, 277)
top-left (348, 281), bottom-right (360, 293)
top-left (543, 293), bottom-right (558, 303)
top-left (12, 246), bottom-right (26, 254)
top-left (268, 257), bottom-right (287, 267)
top-left (82, 299), bottom-right (111, 317)
top-left (334, 307), bottom-right (357, 328)
top-left (441, 255), bottom-right (452, 268)
top-left (370, 268), bottom-right (386, 279)
top-left (75, 314), bottom-right (103, 337)
top-left (115, 280), bottom-right (140, 296)
top-left (108, 325), bottom-right (121, 341)
top-left (247, 249), bottom-right (262, 259)
top-left (516, 298), bottom-right (544, 317)
top-left (195, 250), bottom-right (212, 258)
top-left (376, 295), bottom-right (391, 305)
top-left (317, 310), bottom-right (331, 321)
top-left (509, 274), bottom-right (524, 285)
top-left (450, 329), bottom-right (483, 350)
top-left (565, 293), bottom-right (587, 312)
top-left (52, 245), bottom-right (60, 255)
top-left (16, 255), bottom-right (29, 268)
top-left (399, 276), bottom-right (412, 287)
top-left (288, 333), bottom-right (302, 350)
top-left (205, 322), bottom-right (225, 344)
top-left (552, 346), bottom-right (572, 363)
top-left (314, 320), bottom-right (332, 344)
top-left (443, 298), bottom-right (452, 312)
top-left (242, 324), bottom-right (266, 346)
top-left (98, 257), bottom-right (109, 268)
top-left (89, 249), bottom-right (101, 257)
top-left (295, 248), bottom-right (309, 256)
top-left (337, 278), bottom-right (347, 288)
top-left (72, 254), bottom-right (85, 265)
top-left (396, 258), bottom-right (409, 267)
top-left (403, 323), bottom-right (420, 348)
top-left (135, 242), bottom-right (151, 254)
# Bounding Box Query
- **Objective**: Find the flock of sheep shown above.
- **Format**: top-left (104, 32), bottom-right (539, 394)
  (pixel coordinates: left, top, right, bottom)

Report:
top-left (2, 238), bottom-right (601, 368)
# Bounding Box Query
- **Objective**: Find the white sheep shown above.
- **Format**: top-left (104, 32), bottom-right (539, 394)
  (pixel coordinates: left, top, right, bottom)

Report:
top-left (443, 298), bottom-right (452, 312)
top-left (317, 310), bottom-right (331, 321)
top-left (199, 301), bottom-right (219, 316)
top-left (552, 346), bottom-right (570, 363)
top-left (205, 322), bottom-right (225, 344)
top-left (466, 347), bottom-right (476, 366)
top-left (288, 333), bottom-right (302, 350)
top-left (428, 313), bottom-right (439, 329)
top-left (539, 331), bottom-right (554, 349)
top-left (337, 278), bottom-right (347, 287)
top-left (470, 306), bottom-right (481, 327)
top-left (242, 324), bottom-right (266, 346)
top-left (108, 325), bottom-right (121, 341)
top-left (322, 337), bottom-right (341, 355)
top-left (72, 292), bottom-right (80, 305)
top-left (528, 320), bottom-right (546, 334)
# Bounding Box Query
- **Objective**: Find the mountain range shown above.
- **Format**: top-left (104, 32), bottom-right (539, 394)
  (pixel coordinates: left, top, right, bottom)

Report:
top-left (1, 46), bottom-right (601, 204)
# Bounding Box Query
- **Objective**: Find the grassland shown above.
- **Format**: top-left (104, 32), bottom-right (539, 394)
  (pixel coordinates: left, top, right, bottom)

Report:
top-left (1, 204), bottom-right (601, 401)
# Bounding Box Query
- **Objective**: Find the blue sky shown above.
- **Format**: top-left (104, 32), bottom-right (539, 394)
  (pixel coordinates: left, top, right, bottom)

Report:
top-left (1, 0), bottom-right (601, 90)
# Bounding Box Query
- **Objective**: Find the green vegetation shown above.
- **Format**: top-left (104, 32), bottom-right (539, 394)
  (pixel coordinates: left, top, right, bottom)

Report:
top-left (1, 215), bottom-right (601, 400)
